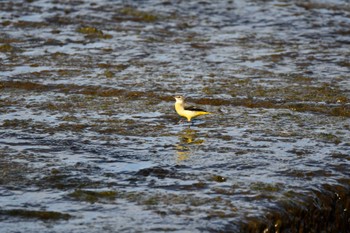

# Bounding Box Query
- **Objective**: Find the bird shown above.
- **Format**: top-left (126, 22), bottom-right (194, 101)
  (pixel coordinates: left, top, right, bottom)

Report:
top-left (174, 96), bottom-right (211, 122)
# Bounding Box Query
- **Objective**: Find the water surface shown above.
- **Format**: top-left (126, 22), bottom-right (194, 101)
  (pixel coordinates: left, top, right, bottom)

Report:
top-left (0, 0), bottom-right (350, 232)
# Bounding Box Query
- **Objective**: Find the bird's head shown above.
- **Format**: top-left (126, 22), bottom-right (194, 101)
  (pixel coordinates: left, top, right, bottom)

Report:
top-left (174, 95), bottom-right (185, 103)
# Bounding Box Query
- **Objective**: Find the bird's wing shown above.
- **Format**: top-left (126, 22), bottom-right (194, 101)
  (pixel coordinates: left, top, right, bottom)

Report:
top-left (184, 105), bottom-right (206, 112)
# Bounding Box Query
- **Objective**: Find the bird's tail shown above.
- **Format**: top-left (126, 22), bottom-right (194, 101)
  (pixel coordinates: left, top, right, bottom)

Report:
top-left (197, 111), bottom-right (211, 116)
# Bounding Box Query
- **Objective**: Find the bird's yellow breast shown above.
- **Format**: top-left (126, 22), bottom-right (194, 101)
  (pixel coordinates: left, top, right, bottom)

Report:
top-left (175, 103), bottom-right (210, 121)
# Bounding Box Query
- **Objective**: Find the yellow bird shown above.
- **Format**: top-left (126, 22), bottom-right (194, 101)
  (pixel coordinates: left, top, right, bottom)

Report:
top-left (174, 96), bottom-right (211, 122)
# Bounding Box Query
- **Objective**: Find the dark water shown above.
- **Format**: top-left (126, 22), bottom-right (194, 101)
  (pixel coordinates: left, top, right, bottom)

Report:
top-left (0, 0), bottom-right (350, 232)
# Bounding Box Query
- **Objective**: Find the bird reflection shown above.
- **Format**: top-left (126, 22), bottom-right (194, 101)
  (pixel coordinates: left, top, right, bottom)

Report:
top-left (175, 128), bottom-right (205, 162)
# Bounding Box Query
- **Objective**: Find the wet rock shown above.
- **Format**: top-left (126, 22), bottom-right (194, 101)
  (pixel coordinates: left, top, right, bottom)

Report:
top-left (240, 185), bottom-right (350, 233)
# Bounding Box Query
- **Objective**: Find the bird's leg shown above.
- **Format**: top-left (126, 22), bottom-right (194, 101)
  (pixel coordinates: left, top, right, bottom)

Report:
top-left (177, 119), bottom-right (184, 124)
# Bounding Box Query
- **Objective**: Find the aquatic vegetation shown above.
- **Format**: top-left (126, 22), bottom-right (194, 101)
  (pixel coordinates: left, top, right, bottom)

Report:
top-left (118, 7), bottom-right (159, 22)
top-left (13, 21), bottom-right (48, 28)
top-left (2, 119), bottom-right (33, 128)
top-left (0, 43), bottom-right (14, 52)
top-left (0, 209), bottom-right (71, 221)
top-left (68, 189), bottom-right (118, 203)
top-left (317, 132), bottom-right (342, 144)
top-left (97, 63), bottom-right (129, 71)
top-left (1, 20), bottom-right (11, 26)
top-left (76, 26), bottom-right (112, 39)
top-left (104, 70), bottom-right (114, 78)
top-left (210, 175), bottom-right (227, 183)
top-left (250, 182), bottom-right (284, 192)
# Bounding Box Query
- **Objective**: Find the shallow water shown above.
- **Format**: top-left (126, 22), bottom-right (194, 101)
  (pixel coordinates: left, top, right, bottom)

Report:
top-left (1, 0), bottom-right (350, 232)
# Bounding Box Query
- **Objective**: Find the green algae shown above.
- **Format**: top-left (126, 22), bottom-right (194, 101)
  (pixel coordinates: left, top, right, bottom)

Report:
top-left (142, 196), bottom-right (159, 206)
top-left (0, 43), bottom-right (14, 53)
top-left (210, 175), bottom-right (227, 183)
top-left (124, 191), bottom-right (237, 217)
top-left (317, 133), bottom-right (341, 144)
top-left (13, 21), bottom-right (48, 28)
top-left (2, 119), bottom-right (33, 128)
top-left (0, 209), bottom-right (71, 221)
top-left (0, 158), bottom-right (32, 186)
top-left (39, 172), bottom-right (102, 190)
top-left (77, 26), bottom-right (112, 39)
top-left (196, 97), bottom-right (350, 117)
top-left (296, 2), bottom-right (350, 11)
top-left (0, 81), bottom-right (48, 91)
top-left (206, 209), bottom-right (237, 219)
top-left (250, 182), bottom-right (284, 193)
top-left (1, 20), bottom-right (11, 26)
top-left (118, 7), bottom-right (159, 22)
top-left (97, 63), bottom-right (129, 71)
top-left (68, 189), bottom-right (118, 203)
top-left (104, 70), bottom-right (114, 78)
top-left (67, 187), bottom-right (238, 218)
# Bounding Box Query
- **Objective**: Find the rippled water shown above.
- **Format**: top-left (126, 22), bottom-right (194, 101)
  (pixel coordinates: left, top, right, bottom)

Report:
top-left (1, 0), bottom-right (350, 232)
